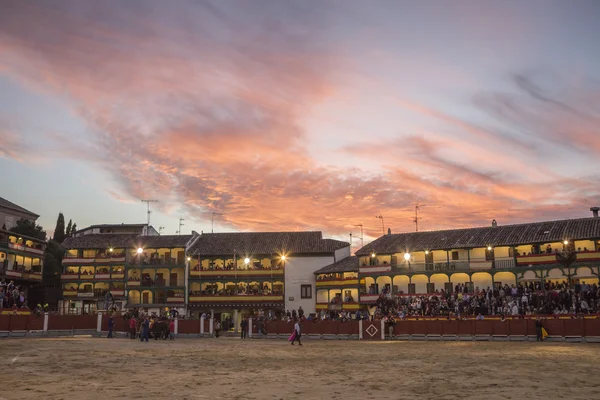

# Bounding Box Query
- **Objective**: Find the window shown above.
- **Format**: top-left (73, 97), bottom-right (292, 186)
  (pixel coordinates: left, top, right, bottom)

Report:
top-left (451, 251), bottom-right (459, 260)
top-left (301, 284), bottom-right (312, 299)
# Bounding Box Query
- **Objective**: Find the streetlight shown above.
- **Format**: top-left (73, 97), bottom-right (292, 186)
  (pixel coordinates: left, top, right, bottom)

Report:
top-left (404, 252), bottom-right (411, 261)
top-left (281, 255), bottom-right (286, 261)
top-left (424, 250), bottom-right (429, 255)
top-left (187, 256), bottom-right (191, 262)
top-left (563, 240), bottom-right (569, 245)
top-left (487, 246), bottom-right (492, 251)
top-left (137, 247), bottom-right (143, 254)
top-left (371, 252), bottom-right (376, 258)
top-left (109, 248), bottom-right (113, 253)
top-left (244, 257), bottom-right (250, 265)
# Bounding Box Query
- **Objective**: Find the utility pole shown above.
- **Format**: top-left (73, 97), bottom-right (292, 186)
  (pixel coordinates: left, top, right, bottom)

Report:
top-left (176, 218), bottom-right (184, 235)
top-left (212, 212), bottom-right (222, 234)
top-left (141, 199), bottom-right (158, 226)
top-left (375, 215), bottom-right (384, 236)
top-left (353, 224), bottom-right (364, 248)
top-left (413, 204), bottom-right (422, 232)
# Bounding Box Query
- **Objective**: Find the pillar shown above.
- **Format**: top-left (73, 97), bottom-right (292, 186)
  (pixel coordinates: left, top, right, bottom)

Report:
top-left (174, 318), bottom-right (179, 335)
top-left (234, 309), bottom-right (239, 333)
top-left (200, 316), bottom-right (205, 335)
top-left (248, 318), bottom-right (253, 338)
top-left (210, 309), bottom-right (214, 319)
top-left (43, 312), bottom-right (49, 334)
top-left (359, 319), bottom-right (363, 340)
top-left (209, 318), bottom-right (214, 335)
top-left (97, 312), bottom-right (103, 333)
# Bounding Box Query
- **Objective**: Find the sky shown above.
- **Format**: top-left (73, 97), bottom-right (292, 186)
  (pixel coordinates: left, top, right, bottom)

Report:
top-left (1, 0), bottom-right (599, 246)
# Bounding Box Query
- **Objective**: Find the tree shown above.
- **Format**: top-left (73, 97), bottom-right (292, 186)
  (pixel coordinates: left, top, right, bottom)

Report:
top-left (53, 213), bottom-right (65, 243)
top-left (71, 223), bottom-right (77, 235)
top-left (65, 219), bottom-right (72, 237)
top-left (9, 219), bottom-right (47, 241)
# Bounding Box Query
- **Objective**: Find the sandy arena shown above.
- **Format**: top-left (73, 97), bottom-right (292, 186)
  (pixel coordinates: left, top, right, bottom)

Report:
top-left (2, 337), bottom-right (599, 400)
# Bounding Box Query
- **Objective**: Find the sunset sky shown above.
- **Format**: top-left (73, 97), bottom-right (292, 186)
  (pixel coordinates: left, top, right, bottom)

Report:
top-left (1, 0), bottom-right (599, 244)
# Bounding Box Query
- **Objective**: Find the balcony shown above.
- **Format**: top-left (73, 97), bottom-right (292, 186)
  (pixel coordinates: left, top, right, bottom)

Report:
top-left (110, 290), bottom-right (126, 297)
top-left (188, 294), bottom-right (284, 304)
top-left (316, 302), bottom-right (359, 311)
top-left (575, 251), bottom-right (600, 262)
top-left (63, 290), bottom-right (78, 297)
top-left (189, 268), bottom-right (284, 278)
top-left (167, 295), bottom-right (185, 303)
top-left (111, 273), bottom-right (125, 279)
top-left (22, 272), bottom-right (42, 281)
top-left (516, 254), bottom-right (558, 266)
top-left (95, 273), bottom-right (111, 280)
top-left (62, 254), bottom-right (127, 264)
top-left (359, 258), bottom-right (518, 276)
top-left (62, 273), bottom-right (80, 280)
top-left (316, 278), bottom-right (359, 287)
top-left (7, 242), bottom-right (45, 256)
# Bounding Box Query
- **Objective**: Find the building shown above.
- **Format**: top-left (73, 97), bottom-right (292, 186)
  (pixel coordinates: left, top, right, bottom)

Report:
top-left (314, 256), bottom-right (362, 314)
top-left (59, 225), bottom-right (350, 320)
top-left (0, 197), bottom-right (39, 230)
top-left (355, 211), bottom-right (600, 308)
top-left (60, 229), bottom-right (195, 315)
top-left (186, 231), bottom-right (349, 321)
top-left (0, 229), bottom-right (46, 301)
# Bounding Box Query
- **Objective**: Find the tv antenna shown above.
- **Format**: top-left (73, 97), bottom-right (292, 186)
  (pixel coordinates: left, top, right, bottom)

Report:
top-left (212, 212), bottom-right (222, 233)
top-left (176, 218), bottom-right (185, 235)
top-left (141, 200), bottom-right (158, 225)
top-left (413, 204), bottom-right (423, 232)
top-left (353, 224), bottom-right (364, 248)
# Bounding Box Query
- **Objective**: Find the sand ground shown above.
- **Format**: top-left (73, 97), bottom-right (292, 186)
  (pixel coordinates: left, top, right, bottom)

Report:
top-left (1, 337), bottom-right (599, 400)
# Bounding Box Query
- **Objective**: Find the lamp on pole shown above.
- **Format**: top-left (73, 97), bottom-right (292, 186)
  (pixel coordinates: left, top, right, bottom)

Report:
top-left (375, 215), bottom-right (384, 236)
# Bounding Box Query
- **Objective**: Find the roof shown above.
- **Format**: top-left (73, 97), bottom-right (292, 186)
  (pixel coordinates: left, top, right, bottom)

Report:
top-left (0, 197), bottom-right (38, 218)
top-left (63, 234), bottom-right (193, 250)
top-left (74, 223), bottom-right (149, 234)
top-left (188, 231), bottom-right (349, 256)
top-left (315, 256), bottom-right (358, 274)
top-left (356, 217), bottom-right (600, 256)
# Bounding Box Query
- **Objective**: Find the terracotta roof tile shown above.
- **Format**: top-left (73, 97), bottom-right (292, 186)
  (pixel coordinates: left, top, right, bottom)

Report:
top-left (63, 234), bottom-right (193, 250)
top-left (315, 256), bottom-right (358, 274)
top-left (356, 217), bottom-right (600, 256)
top-left (189, 231), bottom-right (348, 257)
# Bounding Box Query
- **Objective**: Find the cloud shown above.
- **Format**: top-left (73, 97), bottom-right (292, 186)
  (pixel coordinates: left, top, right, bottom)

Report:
top-left (0, 1), bottom-right (599, 245)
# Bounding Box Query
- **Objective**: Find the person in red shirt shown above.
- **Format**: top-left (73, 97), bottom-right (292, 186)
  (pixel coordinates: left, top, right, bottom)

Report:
top-left (129, 316), bottom-right (137, 340)
top-left (169, 320), bottom-right (175, 340)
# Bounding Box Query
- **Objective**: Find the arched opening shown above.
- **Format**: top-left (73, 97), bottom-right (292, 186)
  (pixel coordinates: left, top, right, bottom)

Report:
top-left (494, 271), bottom-right (516, 287)
top-left (392, 275), bottom-right (410, 294)
top-left (411, 274), bottom-right (429, 294)
top-left (429, 273), bottom-right (450, 293)
top-left (471, 272), bottom-right (493, 291)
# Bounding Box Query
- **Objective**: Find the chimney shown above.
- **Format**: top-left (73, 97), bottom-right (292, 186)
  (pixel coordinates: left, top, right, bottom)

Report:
top-left (591, 207), bottom-right (600, 218)
top-left (387, 228), bottom-right (391, 235)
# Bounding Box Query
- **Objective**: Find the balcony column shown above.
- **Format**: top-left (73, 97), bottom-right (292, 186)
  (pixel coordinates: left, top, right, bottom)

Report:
top-left (234, 309), bottom-right (239, 333)
top-left (446, 250), bottom-right (450, 269)
top-left (467, 249), bottom-right (471, 264)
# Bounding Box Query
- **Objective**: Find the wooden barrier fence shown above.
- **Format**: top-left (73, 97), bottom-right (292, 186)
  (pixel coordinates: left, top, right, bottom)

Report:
top-left (1, 314), bottom-right (599, 340)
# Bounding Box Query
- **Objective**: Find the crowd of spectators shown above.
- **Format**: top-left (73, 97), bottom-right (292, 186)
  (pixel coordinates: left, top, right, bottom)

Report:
top-left (370, 281), bottom-right (599, 319)
top-left (0, 279), bottom-right (26, 308)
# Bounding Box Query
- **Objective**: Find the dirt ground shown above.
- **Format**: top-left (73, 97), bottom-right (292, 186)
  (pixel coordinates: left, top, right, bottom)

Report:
top-left (1, 337), bottom-right (599, 400)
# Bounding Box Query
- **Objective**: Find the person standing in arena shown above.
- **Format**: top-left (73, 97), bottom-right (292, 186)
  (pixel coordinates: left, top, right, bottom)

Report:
top-left (291, 318), bottom-right (302, 346)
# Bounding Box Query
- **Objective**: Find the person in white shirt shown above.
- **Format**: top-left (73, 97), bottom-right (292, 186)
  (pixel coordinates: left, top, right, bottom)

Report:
top-left (291, 319), bottom-right (302, 345)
